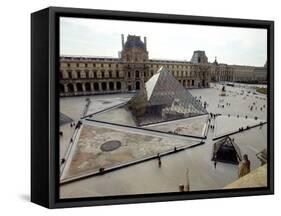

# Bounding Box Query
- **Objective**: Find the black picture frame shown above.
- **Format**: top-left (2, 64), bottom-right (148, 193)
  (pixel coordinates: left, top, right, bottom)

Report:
top-left (31, 6), bottom-right (274, 208)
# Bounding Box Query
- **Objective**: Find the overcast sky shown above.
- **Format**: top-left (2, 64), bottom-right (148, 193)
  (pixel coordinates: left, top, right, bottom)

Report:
top-left (60, 17), bottom-right (267, 67)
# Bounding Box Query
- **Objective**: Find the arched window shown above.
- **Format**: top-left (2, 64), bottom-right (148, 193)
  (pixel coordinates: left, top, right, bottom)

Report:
top-left (67, 70), bottom-right (72, 79)
top-left (85, 83), bottom-right (91, 91)
top-left (109, 82), bottom-right (114, 91)
top-left (93, 71), bottom-right (97, 78)
top-left (94, 82), bottom-right (99, 91)
top-left (101, 71), bottom-right (105, 78)
top-left (76, 70), bottom-right (81, 79)
top-left (88, 71), bottom-right (93, 78)
top-left (135, 81), bottom-right (140, 90)
top-left (76, 83), bottom-right (83, 92)
top-left (117, 82), bottom-right (121, 90)
top-left (101, 82), bottom-right (107, 91)
top-left (84, 70), bottom-right (89, 78)
top-left (135, 70), bottom-right (139, 78)
top-left (67, 83), bottom-right (74, 92)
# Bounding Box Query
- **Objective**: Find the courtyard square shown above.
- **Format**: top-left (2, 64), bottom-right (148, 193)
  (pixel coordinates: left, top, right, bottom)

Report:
top-left (59, 82), bottom-right (267, 198)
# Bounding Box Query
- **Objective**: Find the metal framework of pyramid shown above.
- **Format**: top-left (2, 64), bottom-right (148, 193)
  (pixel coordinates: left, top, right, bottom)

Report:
top-left (127, 67), bottom-right (208, 126)
top-left (60, 112), bottom-right (73, 126)
top-left (212, 136), bottom-right (242, 165)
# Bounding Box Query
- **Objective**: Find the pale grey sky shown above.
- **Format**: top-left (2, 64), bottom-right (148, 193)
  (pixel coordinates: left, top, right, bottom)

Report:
top-left (60, 17), bottom-right (267, 67)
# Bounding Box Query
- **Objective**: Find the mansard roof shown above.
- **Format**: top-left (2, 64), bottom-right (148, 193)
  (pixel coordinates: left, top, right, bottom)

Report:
top-left (124, 35), bottom-right (145, 49)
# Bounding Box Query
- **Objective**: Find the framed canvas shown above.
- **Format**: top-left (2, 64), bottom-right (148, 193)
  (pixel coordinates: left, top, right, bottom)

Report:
top-left (31, 6), bottom-right (274, 208)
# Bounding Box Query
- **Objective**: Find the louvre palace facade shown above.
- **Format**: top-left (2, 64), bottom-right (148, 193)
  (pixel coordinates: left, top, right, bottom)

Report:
top-left (59, 34), bottom-right (267, 96)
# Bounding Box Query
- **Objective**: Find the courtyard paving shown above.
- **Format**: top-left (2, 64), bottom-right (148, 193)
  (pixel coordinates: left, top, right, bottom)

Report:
top-left (59, 83), bottom-right (267, 198)
top-left (61, 123), bottom-right (200, 181)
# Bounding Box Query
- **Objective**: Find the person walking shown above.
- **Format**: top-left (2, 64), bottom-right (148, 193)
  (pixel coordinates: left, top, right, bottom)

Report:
top-left (158, 156), bottom-right (162, 168)
top-left (214, 155), bottom-right (217, 169)
top-left (157, 153), bottom-right (162, 168)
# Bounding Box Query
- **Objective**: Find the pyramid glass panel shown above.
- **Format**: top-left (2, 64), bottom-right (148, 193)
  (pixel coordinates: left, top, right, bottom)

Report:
top-left (127, 67), bottom-right (207, 126)
top-left (212, 136), bottom-right (242, 164)
top-left (60, 112), bottom-right (73, 126)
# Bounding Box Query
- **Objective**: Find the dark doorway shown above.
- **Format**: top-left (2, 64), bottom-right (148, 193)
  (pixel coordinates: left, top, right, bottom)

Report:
top-left (67, 83), bottom-right (74, 92)
top-left (85, 83), bottom-right (91, 91)
top-left (102, 82), bottom-right (107, 91)
top-left (94, 82), bottom-right (99, 91)
top-left (76, 83), bottom-right (83, 92)
top-left (117, 82), bottom-right (121, 90)
top-left (109, 82), bottom-right (114, 91)
top-left (135, 81), bottom-right (140, 90)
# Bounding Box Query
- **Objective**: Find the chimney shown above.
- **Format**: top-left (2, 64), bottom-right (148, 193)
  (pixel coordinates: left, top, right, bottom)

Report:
top-left (144, 36), bottom-right (147, 50)
top-left (121, 34), bottom-right (124, 49)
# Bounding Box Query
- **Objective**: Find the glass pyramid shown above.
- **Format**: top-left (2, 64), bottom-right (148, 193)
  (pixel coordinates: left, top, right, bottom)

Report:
top-left (212, 136), bottom-right (242, 164)
top-left (127, 66), bottom-right (208, 126)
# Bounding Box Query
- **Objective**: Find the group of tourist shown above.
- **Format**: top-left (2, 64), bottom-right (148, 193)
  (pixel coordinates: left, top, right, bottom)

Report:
top-left (218, 102), bottom-right (231, 109)
top-left (249, 101), bottom-right (266, 112)
top-left (208, 112), bottom-right (220, 131)
top-left (209, 124), bottom-right (215, 130)
top-left (209, 112), bottom-right (219, 119)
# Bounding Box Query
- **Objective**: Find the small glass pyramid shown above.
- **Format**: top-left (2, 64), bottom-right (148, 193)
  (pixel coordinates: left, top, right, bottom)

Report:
top-left (127, 66), bottom-right (207, 125)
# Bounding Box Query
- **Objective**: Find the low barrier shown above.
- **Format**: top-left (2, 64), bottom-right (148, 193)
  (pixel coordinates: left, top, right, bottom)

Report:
top-left (212, 122), bottom-right (267, 141)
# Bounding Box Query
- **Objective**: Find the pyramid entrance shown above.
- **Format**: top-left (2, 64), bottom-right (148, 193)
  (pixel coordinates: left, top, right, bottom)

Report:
top-left (212, 136), bottom-right (242, 165)
top-left (127, 66), bottom-right (208, 126)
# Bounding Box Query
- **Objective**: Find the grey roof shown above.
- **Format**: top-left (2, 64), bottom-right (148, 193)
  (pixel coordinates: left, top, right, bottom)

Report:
top-left (60, 113), bottom-right (73, 126)
top-left (124, 35), bottom-right (145, 49)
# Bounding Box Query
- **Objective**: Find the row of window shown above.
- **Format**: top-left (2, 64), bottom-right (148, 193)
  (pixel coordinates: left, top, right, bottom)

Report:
top-left (60, 81), bottom-right (142, 93)
top-left (60, 69), bottom-right (202, 80)
top-left (60, 79), bottom-right (199, 94)
top-left (60, 70), bottom-right (124, 79)
top-left (62, 62), bottom-right (196, 70)
top-left (61, 70), bottom-right (146, 79)
top-left (65, 63), bottom-right (120, 68)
